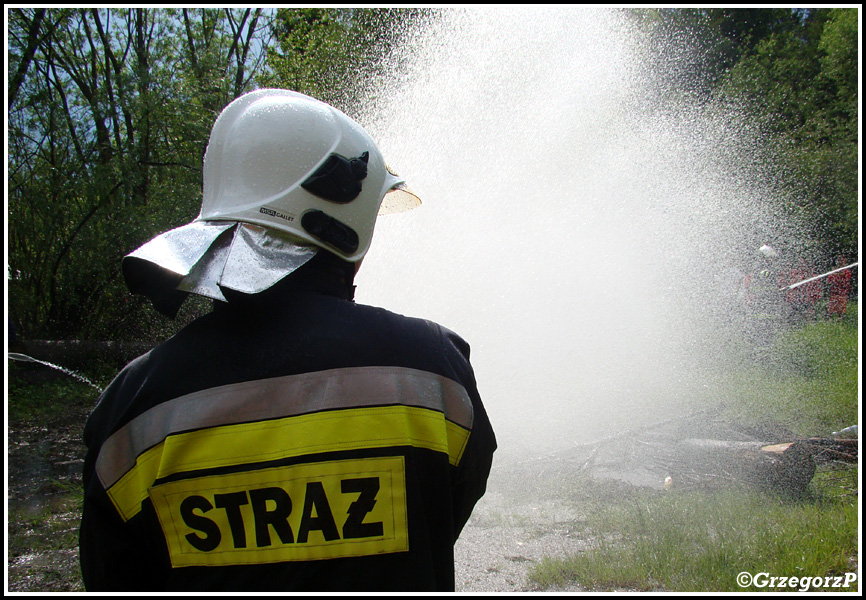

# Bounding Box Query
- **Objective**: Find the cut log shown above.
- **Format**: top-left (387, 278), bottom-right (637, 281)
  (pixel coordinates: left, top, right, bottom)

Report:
top-left (676, 438), bottom-right (817, 495)
top-left (557, 410), bottom-right (856, 493)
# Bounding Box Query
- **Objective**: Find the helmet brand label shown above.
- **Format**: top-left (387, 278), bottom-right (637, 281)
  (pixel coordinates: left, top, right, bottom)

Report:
top-left (259, 207), bottom-right (295, 222)
top-left (150, 456), bottom-right (408, 566)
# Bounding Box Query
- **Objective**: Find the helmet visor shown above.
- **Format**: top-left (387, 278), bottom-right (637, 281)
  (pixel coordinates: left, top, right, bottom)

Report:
top-left (379, 182), bottom-right (421, 215)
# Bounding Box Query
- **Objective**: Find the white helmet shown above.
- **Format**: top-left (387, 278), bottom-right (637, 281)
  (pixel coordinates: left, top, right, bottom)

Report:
top-left (122, 89), bottom-right (419, 316)
top-left (200, 89), bottom-right (418, 261)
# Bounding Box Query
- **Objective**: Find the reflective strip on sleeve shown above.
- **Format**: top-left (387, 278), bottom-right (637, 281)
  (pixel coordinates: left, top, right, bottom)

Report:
top-left (96, 366), bottom-right (474, 521)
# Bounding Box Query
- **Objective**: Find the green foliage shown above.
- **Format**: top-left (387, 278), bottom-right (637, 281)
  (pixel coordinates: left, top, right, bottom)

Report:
top-left (8, 8), bottom-right (271, 341)
top-left (819, 9), bottom-right (859, 109)
top-left (260, 8), bottom-right (432, 115)
top-left (714, 8), bottom-right (858, 259)
top-left (260, 8), bottom-right (350, 105)
top-left (632, 8), bottom-right (857, 260)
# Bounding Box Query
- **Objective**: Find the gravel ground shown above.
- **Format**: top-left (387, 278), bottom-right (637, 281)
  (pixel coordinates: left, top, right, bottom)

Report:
top-left (453, 463), bottom-right (597, 593)
top-left (454, 501), bottom-right (590, 592)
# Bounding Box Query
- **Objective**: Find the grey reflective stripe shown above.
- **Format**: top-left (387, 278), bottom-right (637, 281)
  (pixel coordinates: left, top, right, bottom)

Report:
top-left (95, 366), bottom-right (474, 490)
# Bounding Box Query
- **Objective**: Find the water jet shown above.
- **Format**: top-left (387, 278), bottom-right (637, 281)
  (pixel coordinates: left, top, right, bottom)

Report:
top-left (8, 353), bottom-right (104, 393)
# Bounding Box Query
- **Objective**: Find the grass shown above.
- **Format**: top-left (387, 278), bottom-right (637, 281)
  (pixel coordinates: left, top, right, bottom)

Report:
top-left (7, 490), bottom-right (86, 593)
top-left (528, 301), bottom-right (860, 592)
top-left (717, 303), bottom-right (859, 437)
top-left (530, 480), bottom-right (858, 592)
top-left (7, 364), bottom-right (105, 423)
top-left (9, 487), bottom-right (83, 552)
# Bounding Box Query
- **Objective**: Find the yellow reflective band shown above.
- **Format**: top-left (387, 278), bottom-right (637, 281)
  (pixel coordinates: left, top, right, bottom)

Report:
top-left (107, 405), bottom-right (470, 521)
top-left (96, 366), bottom-right (475, 493)
top-left (150, 456), bottom-right (408, 567)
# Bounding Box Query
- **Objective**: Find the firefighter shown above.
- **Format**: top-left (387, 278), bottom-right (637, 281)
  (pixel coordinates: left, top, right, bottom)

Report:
top-left (79, 89), bottom-right (496, 592)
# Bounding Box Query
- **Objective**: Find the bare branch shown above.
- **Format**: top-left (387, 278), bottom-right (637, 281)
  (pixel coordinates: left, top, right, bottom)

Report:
top-left (8, 8), bottom-right (46, 109)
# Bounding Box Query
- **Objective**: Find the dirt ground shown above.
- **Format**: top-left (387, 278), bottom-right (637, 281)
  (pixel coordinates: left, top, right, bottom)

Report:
top-left (7, 404), bottom-right (89, 592)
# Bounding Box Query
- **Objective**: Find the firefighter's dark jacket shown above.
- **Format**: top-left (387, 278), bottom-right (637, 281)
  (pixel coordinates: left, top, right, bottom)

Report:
top-left (79, 265), bottom-right (496, 591)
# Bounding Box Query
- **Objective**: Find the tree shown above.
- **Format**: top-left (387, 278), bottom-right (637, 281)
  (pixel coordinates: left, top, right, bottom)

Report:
top-left (261, 8), bottom-right (433, 115)
top-left (8, 8), bottom-right (274, 341)
top-left (259, 8), bottom-right (351, 107)
top-left (715, 8), bottom-right (858, 261)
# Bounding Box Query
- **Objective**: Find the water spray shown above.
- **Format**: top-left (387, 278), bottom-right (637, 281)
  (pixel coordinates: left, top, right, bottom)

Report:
top-left (356, 8), bottom-right (817, 460)
top-left (8, 352), bottom-right (105, 393)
